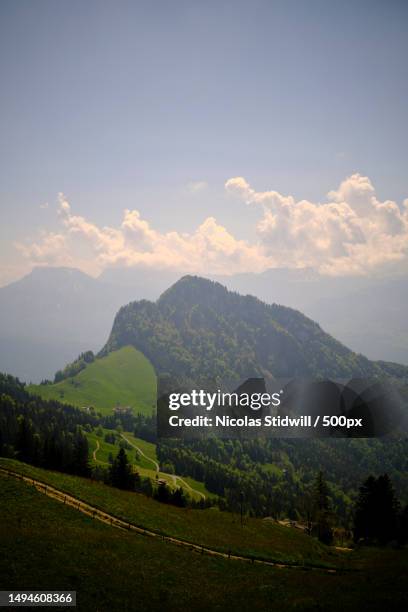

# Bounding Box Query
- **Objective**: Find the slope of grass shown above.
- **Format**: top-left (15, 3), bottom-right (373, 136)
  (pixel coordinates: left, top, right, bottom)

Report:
top-left (122, 432), bottom-right (211, 498)
top-left (86, 429), bottom-right (210, 501)
top-left (29, 346), bottom-right (156, 415)
top-left (123, 432), bottom-right (158, 462)
top-left (1, 472), bottom-right (408, 612)
top-left (0, 458), bottom-right (340, 568)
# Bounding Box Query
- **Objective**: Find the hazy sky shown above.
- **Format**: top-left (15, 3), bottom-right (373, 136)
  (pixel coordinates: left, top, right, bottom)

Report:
top-left (1, 0), bottom-right (407, 285)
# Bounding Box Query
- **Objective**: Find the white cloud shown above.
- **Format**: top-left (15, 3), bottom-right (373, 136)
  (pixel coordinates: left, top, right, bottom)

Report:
top-left (16, 175), bottom-right (408, 277)
top-left (17, 192), bottom-right (268, 276)
top-left (15, 233), bottom-right (71, 266)
top-left (225, 173), bottom-right (408, 276)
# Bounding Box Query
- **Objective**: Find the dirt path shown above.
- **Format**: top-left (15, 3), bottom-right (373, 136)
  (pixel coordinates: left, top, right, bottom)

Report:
top-left (120, 434), bottom-right (206, 500)
top-left (174, 475), bottom-right (205, 500)
top-left (92, 439), bottom-right (102, 463)
top-left (120, 434), bottom-right (159, 472)
top-left (0, 466), bottom-right (340, 574)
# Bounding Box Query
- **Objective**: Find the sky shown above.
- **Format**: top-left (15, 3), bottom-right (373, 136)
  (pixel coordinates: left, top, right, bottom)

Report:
top-left (0, 0), bottom-right (407, 285)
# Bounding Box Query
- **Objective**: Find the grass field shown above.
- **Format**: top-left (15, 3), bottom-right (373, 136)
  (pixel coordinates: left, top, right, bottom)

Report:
top-left (87, 430), bottom-right (155, 470)
top-left (0, 457), bottom-right (342, 568)
top-left (87, 428), bottom-right (209, 500)
top-left (1, 471), bottom-right (407, 611)
top-left (29, 346), bottom-right (157, 415)
top-left (120, 431), bottom-right (211, 499)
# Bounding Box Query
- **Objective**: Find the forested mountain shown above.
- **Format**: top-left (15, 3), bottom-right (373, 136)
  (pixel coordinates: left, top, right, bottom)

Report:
top-left (103, 275), bottom-right (405, 386)
top-left (3, 274), bottom-right (408, 524)
top-left (100, 276), bottom-right (408, 523)
top-left (1, 266), bottom-right (407, 382)
top-left (215, 269), bottom-right (408, 365)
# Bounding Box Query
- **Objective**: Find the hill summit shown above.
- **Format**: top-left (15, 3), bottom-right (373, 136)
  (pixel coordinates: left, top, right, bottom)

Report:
top-left (102, 275), bottom-right (394, 385)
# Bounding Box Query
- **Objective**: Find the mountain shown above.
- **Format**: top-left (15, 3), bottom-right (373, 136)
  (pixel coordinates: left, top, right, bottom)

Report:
top-left (103, 275), bottom-right (402, 386)
top-left (214, 269), bottom-right (408, 365)
top-left (100, 276), bottom-right (408, 520)
top-left (1, 265), bottom-right (407, 382)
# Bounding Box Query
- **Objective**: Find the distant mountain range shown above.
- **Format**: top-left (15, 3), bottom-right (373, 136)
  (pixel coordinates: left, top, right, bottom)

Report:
top-left (0, 265), bottom-right (407, 381)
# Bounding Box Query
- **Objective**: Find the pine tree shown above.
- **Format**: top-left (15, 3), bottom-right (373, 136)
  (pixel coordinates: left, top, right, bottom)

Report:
top-left (354, 473), bottom-right (399, 544)
top-left (71, 429), bottom-right (90, 476)
top-left (171, 487), bottom-right (187, 507)
top-left (109, 448), bottom-right (135, 490)
top-left (16, 416), bottom-right (35, 463)
top-left (313, 471), bottom-right (333, 544)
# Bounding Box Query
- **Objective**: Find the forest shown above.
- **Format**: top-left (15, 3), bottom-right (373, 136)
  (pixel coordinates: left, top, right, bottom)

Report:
top-left (1, 371), bottom-right (407, 546)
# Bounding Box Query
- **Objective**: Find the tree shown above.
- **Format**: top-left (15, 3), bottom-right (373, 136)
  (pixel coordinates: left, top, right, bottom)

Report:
top-left (156, 481), bottom-right (170, 503)
top-left (71, 429), bottom-right (90, 476)
top-left (313, 471), bottom-right (333, 544)
top-left (375, 474), bottom-right (399, 544)
top-left (354, 474), bottom-right (399, 544)
top-left (16, 417), bottom-right (35, 463)
top-left (171, 487), bottom-right (187, 507)
top-left (109, 448), bottom-right (136, 490)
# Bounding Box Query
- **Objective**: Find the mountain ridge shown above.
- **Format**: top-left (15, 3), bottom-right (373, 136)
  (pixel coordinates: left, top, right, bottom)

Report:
top-left (103, 275), bottom-right (403, 386)
top-left (2, 266), bottom-right (408, 382)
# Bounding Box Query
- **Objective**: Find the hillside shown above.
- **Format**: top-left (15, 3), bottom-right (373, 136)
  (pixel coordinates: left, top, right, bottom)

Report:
top-left (0, 458), bottom-right (340, 567)
top-left (215, 269), bottom-right (408, 365)
top-left (97, 276), bottom-right (408, 519)
top-left (1, 464), bottom-right (408, 611)
top-left (2, 266), bottom-right (407, 383)
top-left (87, 428), bottom-right (209, 500)
top-left (102, 275), bottom-right (405, 386)
top-left (29, 346), bottom-right (156, 416)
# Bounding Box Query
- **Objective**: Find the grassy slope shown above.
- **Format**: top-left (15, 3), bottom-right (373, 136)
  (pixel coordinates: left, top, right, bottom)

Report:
top-left (87, 430), bottom-right (175, 489)
top-left (28, 346), bottom-right (156, 416)
top-left (0, 458), bottom-right (340, 568)
top-left (87, 429), bottom-right (210, 500)
top-left (122, 431), bottom-right (211, 498)
top-left (88, 431), bottom-right (153, 470)
top-left (1, 473), bottom-right (408, 612)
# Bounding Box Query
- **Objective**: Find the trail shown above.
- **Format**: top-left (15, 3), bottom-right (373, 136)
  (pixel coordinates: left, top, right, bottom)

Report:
top-left (92, 439), bottom-right (105, 464)
top-left (0, 466), bottom-right (340, 574)
top-left (120, 434), bottom-right (159, 472)
top-left (120, 434), bottom-right (205, 500)
top-left (174, 475), bottom-right (205, 500)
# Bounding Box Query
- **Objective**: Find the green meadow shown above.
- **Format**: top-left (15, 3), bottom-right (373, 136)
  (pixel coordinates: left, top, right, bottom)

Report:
top-left (1, 469), bottom-right (408, 612)
top-left (29, 346), bottom-right (156, 416)
top-left (0, 458), bottom-right (341, 568)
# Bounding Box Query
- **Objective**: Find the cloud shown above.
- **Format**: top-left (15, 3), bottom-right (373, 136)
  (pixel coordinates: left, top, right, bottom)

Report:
top-left (15, 233), bottom-right (71, 266)
top-left (225, 173), bottom-right (408, 276)
top-left (16, 192), bottom-right (268, 276)
top-left (185, 180), bottom-right (208, 194)
top-left (16, 175), bottom-right (408, 277)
